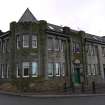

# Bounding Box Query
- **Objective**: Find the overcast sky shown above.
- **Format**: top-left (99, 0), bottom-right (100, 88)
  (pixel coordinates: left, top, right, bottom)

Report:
top-left (0, 0), bottom-right (105, 36)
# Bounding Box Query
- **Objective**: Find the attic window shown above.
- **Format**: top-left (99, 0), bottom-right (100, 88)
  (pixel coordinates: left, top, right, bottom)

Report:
top-left (59, 28), bottom-right (63, 32)
top-left (93, 36), bottom-right (98, 40)
top-left (48, 26), bottom-right (54, 30)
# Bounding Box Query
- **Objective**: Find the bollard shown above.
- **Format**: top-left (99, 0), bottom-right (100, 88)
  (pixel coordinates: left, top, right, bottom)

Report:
top-left (71, 81), bottom-right (75, 93)
top-left (92, 81), bottom-right (96, 94)
top-left (64, 81), bottom-right (67, 92)
top-left (81, 82), bottom-right (85, 93)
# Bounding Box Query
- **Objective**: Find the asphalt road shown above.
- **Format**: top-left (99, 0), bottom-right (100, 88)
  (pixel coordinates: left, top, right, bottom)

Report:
top-left (0, 94), bottom-right (105, 105)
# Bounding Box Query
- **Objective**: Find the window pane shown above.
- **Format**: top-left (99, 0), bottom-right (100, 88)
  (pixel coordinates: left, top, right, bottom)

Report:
top-left (17, 35), bottom-right (20, 49)
top-left (76, 43), bottom-right (80, 53)
top-left (73, 41), bottom-right (80, 53)
top-left (0, 64), bottom-right (4, 78)
top-left (1, 64), bottom-right (4, 78)
top-left (24, 68), bottom-right (29, 76)
top-left (61, 63), bottom-right (65, 76)
top-left (23, 62), bottom-right (29, 77)
top-left (55, 39), bottom-right (59, 51)
top-left (48, 37), bottom-right (53, 50)
top-left (88, 64), bottom-right (91, 75)
top-left (2, 40), bottom-right (5, 53)
top-left (23, 35), bottom-right (29, 48)
top-left (55, 63), bottom-right (60, 76)
top-left (92, 65), bottom-right (96, 75)
top-left (48, 63), bottom-right (53, 76)
top-left (32, 35), bottom-right (37, 48)
top-left (17, 64), bottom-right (20, 77)
top-left (61, 40), bottom-right (64, 52)
top-left (32, 62), bottom-right (37, 77)
top-left (102, 47), bottom-right (105, 57)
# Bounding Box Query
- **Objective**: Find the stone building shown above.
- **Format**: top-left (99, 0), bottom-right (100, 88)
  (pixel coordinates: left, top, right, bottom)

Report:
top-left (0, 8), bottom-right (105, 88)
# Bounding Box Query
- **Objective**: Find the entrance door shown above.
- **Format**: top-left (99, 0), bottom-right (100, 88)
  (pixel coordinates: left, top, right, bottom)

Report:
top-left (74, 68), bottom-right (80, 84)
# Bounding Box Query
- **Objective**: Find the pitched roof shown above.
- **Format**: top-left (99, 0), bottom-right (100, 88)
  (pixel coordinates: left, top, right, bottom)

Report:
top-left (18, 8), bottom-right (37, 22)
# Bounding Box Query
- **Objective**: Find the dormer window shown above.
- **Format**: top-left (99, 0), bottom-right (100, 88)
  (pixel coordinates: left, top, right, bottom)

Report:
top-left (23, 35), bottom-right (29, 48)
top-left (32, 35), bottom-right (37, 48)
top-left (48, 26), bottom-right (54, 30)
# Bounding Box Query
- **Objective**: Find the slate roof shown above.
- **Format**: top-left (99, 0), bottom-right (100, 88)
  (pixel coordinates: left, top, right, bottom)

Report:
top-left (18, 8), bottom-right (105, 43)
top-left (18, 8), bottom-right (37, 22)
top-left (0, 31), bottom-right (10, 38)
top-left (47, 23), bottom-right (105, 43)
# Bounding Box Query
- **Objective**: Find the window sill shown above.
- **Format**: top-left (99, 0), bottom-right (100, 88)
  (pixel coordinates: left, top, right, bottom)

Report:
top-left (48, 75), bottom-right (53, 77)
top-left (56, 75), bottom-right (60, 77)
top-left (23, 76), bottom-right (29, 78)
top-left (32, 75), bottom-right (38, 77)
top-left (32, 47), bottom-right (37, 48)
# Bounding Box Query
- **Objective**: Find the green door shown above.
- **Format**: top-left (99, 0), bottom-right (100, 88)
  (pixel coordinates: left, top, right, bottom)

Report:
top-left (74, 68), bottom-right (80, 84)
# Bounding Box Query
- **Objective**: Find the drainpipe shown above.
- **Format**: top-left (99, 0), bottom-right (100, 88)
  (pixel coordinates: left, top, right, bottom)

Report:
top-left (79, 31), bottom-right (87, 85)
top-left (63, 26), bottom-right (74, 91)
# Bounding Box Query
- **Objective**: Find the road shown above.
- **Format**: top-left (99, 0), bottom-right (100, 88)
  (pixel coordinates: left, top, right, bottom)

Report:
top-left (0, 94), bottom-right (105, 105)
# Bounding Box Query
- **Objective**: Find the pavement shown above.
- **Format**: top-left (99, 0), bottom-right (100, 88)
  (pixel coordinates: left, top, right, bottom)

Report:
top-left (0, 91), bottom-right (105, 98)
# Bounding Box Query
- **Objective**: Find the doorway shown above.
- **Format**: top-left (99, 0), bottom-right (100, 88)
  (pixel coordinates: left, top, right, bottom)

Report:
top-left (74, 68), bottom-right (80, 84)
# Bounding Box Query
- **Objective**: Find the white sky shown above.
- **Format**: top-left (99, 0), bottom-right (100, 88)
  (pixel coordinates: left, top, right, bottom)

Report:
top-left (0, 0), bottom-right (105, 36)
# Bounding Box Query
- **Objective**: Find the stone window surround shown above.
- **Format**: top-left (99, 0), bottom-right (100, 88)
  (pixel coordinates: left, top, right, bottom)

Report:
top-left (87, 64), bottom-right (98, 76)
top-left (0, 38), bottom-right (9, 53)
top-left (72, 41), bottom-right (80, 53)
top-left (17, 61), bottom-right (38, 78)
top-left (86, 44), bottom-right (98, 56)
top-left (48, 62), bottom-right (65, 77)
top-left (0, 64), bottom-right (9, 79)
top-left (16, 33), bottom-right (37, 49)
top-left (48, 36), bottom-right (65, 52)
